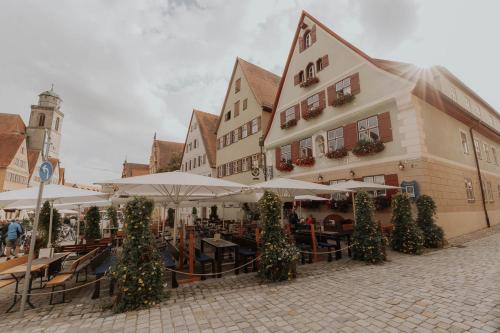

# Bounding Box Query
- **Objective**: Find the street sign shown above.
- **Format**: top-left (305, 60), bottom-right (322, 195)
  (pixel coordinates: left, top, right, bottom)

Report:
top-left (39, 161), bottom-right (53, 183)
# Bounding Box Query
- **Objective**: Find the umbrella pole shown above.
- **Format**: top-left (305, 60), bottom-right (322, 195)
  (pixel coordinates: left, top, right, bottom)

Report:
top-left (75, 205), bottom-right (81, 245)
top-left (173, 203), bottom-right (180, 246)
top-left (352, 193), bottom-right (356, 223)
top-left (47, 201), bottom-right (54, 249)
top-left (161, 204), bottom-right (166, 238)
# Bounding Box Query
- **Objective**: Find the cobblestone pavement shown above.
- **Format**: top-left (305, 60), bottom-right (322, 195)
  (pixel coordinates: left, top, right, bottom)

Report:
top-left (1, 229), bottom-right (500, 332)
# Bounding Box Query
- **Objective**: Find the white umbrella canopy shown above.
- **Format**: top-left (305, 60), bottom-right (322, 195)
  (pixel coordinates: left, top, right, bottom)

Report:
top-left (294, 195), bottom-right (329, 201)
top-left (97, 172), bottom-right (248, 242)
top-left (329, 180), bottom-right (400, 192)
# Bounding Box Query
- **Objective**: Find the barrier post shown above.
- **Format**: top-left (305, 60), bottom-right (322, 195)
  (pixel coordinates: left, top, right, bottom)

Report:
top-left (310, 224), bottom-right (318, 262)
top-left (178, 225), bottom-right (184, 270)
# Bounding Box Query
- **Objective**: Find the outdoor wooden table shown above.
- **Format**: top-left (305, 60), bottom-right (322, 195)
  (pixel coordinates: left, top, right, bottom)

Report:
top-left (200, 238), bottom-right (239, 278)
top-left (296, 230), bottom-right (346, 259)
top-left (3, 253), bottom-right (69, 313)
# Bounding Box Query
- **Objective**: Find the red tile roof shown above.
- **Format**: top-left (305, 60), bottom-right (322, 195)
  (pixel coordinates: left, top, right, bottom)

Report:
top-left (152, 140), bottom-right (184, 171)
top-left (0, 134), bottom-right (25, 168)
top-left (27, 149), bottom-right (41, 177)
top-left (194, 110), bottom-right (218, 168)
top-left (121, 162), bottom-right (150, 178)
top-left (0, 113), bottom-right (26, 135)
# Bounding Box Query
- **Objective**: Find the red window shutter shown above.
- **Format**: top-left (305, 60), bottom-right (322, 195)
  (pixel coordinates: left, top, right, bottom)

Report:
top-left (298, 37), bottom-right (304, 52)
top-left (327, 84), bottom-right (336, 106)
top-left (275, 147), bottom-right (281, 165)
top-left (351, 72), bottom-right (361, 95)
top-left (257, 117), bottom-right (261, 131)
top-left (234, 101), bottom-right (240, 117)
top-left (294, 73), bottom-right (300, 86)
top-left (247, 122), bottom-right (252, 134)
top-left (378, 112), bottom-right (393, 143)
top-left (300, 99), bottom-right (308, 118)
top-left (322, 54), bottom-right (329, 68)
top-left (294, 104), bottom-right (300, 120)
top-left (384, 174), bottom-right (399, 197)
top-left (311, 24), bottom-right (317, 43)
top-left (280, 111), bottom-right (286, 126)
top-left (291, 141), bottom-right (300, 163)
top-left (343, 123), bottom-right (358, 150)
top-left (318, 90), bottom-right (326, 109)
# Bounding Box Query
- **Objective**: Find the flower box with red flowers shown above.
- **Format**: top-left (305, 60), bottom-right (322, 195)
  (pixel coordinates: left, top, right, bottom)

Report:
top-left (352, 140), bottom-right (385, 157)
top-left (302, 106), bottom-right (324, 120)
top-left (280, 118), bottom-right (298, 129)
top-left (295, 156), bottom-right (315, 167)
top-left (299, 76), bottom-right (319, 88)
top-left (276, 160), bottom-right (294, 172)
top-left (332, 93), bottom-right (355, 107)
top-left (326, 147), bottom-right (348, 159)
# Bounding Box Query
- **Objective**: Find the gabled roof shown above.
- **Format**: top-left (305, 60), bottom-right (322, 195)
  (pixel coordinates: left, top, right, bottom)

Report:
top-left (122, 162), bottom-right (149, 178)
top-left (153, 140), bottom-right (184, 170)
top-left (194, 110), bottom-right (218, 168)
top-left (263, 10), bottom-right (499, 140)
top-left (27, 149), bottom-right (41, 177)
top-left (0, 113), bottom-right (26, 135)
top-left (216, 57), bottom-right (280, 132)
top-left (0, 134), bottom-right (25, 168)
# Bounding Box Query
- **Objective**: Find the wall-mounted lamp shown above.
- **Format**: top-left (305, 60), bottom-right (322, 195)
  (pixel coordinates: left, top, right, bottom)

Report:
top-left (349, 170), bottom-right (355, 178)
top-left (317, 174), bottom-right (324, 182)
top-left (398, 161), bottom-right (405, 170)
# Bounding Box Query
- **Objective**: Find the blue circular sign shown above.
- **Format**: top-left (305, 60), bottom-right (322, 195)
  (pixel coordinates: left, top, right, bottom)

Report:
top-left (39, 161), bottom-right (54, 183)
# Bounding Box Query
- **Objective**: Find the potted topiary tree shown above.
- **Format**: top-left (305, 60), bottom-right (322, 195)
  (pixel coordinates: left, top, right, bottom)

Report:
top-left (391, 193), bottom-right (424, 254)
top-left (84, 206), bottom-right (101, 243)
top-left (167, 208), bottom-right (175, 228)
top-left (112, 197), bottom-right (165, 312)
top-left (106, 206), bottom-right (118, 237)
top-left (39, 201), bottom-right (61, 247)
top-left (351, 191), bottom-right (386, 263)
top-left (258, 191), bottom-right (299, 282)
top-left (416, 195), bottom-right (445, 248)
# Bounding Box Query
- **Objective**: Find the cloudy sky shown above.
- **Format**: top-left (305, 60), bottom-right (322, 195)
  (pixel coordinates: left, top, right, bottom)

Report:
top-left (1, 0), bottom-right (499, 184)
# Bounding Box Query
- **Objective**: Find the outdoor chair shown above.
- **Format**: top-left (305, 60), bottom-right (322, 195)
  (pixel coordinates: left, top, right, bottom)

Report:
top-left (232, 236), bottom-right (257, 272)
top-left (194, 248), bottom-right (215, 280)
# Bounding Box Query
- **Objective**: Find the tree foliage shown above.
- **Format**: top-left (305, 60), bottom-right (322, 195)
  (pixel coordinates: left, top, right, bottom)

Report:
top-left (351, 191), bottom-right (386, 263)
top-left (391, 193), bottom-right (424, 254)
top-left (157, 152), bottom-right (182, 173)
top-left (84, 206), bottom-right (101, 241)
top-left (106, 206), bottom-right (119, 236)
top-left (38, 201), bottom-right (61, 246)
top-left (112, 197), bottom-right (165, 312)
top-left (258, 191), bottom-right (299, 282)
top-left (416, 195), bottom-right (444, 248)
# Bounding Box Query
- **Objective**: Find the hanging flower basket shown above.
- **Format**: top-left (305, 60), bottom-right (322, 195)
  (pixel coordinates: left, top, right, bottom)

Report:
top-left (352, 140), bottom-right (385, 156)
top-left (280, 118), bottom-right (297, 129)
top-left (331, 198), bottom-right (352, 212)
top-left (277, 160), bottom-right (294, 172)
top-left (332, 93), bottom-right (355, 107)
top-left (326, 147), bottom-right (348, 159)
top-left (299, 76), bottom-right (320, 88)
top-left (295, 156), bottom-right (315, 167)
top-left (303, 106), bottom-right (324, 120)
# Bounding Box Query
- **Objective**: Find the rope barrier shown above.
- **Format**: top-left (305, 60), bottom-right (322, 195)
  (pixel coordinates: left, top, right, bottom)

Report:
top-left (14, 274), bottom-right (109, 296)
top-left (164, 255), bottom-right (262, 276)
top-left (298, 243), bottom-right (353, 255)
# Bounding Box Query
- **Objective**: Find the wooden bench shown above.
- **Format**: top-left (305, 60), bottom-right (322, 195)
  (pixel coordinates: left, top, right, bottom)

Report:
top-left (0, 256), bottom-right (28, 290)
top-left (46, 248), bottom-right (99, 304)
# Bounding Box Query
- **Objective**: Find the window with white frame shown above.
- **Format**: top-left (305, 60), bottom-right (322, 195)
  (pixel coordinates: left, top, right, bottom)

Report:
top-left (465, 178), bottom-right (475, 202)
top-left (474, 139), bottom-right (482, 159)
top-left (335, 77), bottom-right (351, 97)
top-left (306, 63), bottom-right (315, 79)
top-left (483, 143), bottom-right (491, 162)
top-left (450, 87), bottom-right (457, 101)
top-left (460, 131), bottom-right (469, 154)
top-left (227, 133), bottom-right (233, 145)
top-left (358, 116), bottom-right (380, 142)
top-left (307, 94), bottom-right (320, 110)
top-left (330, 179), bottom-right (347, 201)
top-left (251, 118), bottom-right (258, 134)
top-left (234, 128), bottom-right (239, 143)
top-left (281, 144), bottom-right (291, 162)
top-left (285, 107), bottom-right (295, 123)
top-left (492, 147), bottom-right (498, 165)
top-left (327, 127), bottom-right (344, 152)
top-left (226, 163), bottom-right (231, 176)
top-left (251, 154), bottom-right (259, 169)
top-left (242, 124), bottom-right (248, 138)
top-left (363, 175), bottom-right (386, 197)
top-left (233, 161), bottom-right (239, 174)
top-left (242, 158), bottom-right (249, 172)
top-left (299, 137), bottom-right (313, 158)
top-left (486, 181), bottom-right (494, 202)
top-left (304, 31), bottom-right (311, 48)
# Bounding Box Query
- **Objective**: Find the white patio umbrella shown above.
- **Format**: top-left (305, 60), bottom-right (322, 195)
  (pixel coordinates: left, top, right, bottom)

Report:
top-left (329, 180), bottom-right (400, 219)
top-left (294, 195), bottom-right (329, 218)
top-left (0, 208), bottom-right (6, 220)
top-left (251, 178), bottom-right (343, 225)
top-left (97, 172), bottom-right (248, 243)
top-left (0, 185), bottom-right (109, 247)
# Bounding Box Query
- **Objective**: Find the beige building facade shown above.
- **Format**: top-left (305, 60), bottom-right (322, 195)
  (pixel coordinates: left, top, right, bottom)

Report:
top-left (263, 12), bottom-right (500, 238)
top-left (215, 58), bottom-right (280, 185)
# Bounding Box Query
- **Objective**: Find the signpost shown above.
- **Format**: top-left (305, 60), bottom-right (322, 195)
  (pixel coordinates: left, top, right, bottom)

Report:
top-left (19, 130), bottom-right (51, 317)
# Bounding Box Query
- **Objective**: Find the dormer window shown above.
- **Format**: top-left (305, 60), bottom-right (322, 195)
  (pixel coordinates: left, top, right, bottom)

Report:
top-left (316, 58), bottom-right (323, 71)
top-left (304, 31), bottom-right (312, 48)
top-left (306, 63), bottom-right (315, 80)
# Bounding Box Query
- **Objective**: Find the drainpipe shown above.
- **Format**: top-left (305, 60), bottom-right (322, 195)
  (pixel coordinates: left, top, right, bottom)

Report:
top-left (469, 127), bottom-right (490, 228)
top-left (259, 136), bottom-right (268, 181)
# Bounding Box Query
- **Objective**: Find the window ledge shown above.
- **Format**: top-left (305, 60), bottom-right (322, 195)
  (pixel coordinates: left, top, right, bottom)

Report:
top-left (300, 77), bottom-right (320, 88)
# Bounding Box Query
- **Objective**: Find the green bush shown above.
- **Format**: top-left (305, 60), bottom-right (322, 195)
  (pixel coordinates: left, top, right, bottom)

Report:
top-left (38, 201), bottom-right (61, 246)
top-left (84, 206), bottom-right (101, 241)
top-left (258, 191), bottom-right (299, 282)
top-left (209, 205), bottom-right (219, 221)
top-left (106, 206), bottom-right (118, 236)
top-left (416, 195), bottom-right (445, 248)
top-left (167, 208), bottom-right (175, 228)
top-left (351, 191), bottom-right (386, 263)
top-left (391, 193), bottom-right (424, 254)
top-left (112, 197), bottom-right (165, 312)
